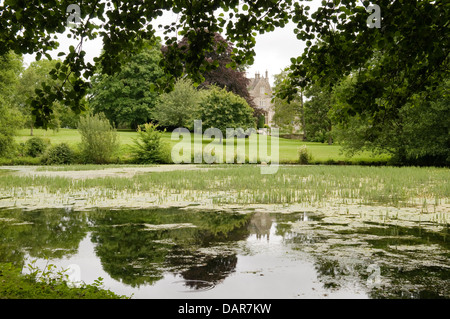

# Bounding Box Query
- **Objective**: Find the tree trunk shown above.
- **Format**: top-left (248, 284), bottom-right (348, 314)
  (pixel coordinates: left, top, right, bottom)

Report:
top-left (300, 90), bottom-right (307, 141)
top-left (328, 124), bottom-right (333, 145)
top-left (327, 96), bottom-right (332, 145)
top-left (30, 123), bottom-right (34, 136)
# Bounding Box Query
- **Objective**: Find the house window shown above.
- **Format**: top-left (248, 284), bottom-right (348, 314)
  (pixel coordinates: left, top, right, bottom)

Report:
top-left (260, 86), bottom-right (265, 95)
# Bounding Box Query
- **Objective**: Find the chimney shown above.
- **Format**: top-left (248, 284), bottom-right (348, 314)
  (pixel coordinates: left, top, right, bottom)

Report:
top-left (265, 70), bottom-right (268, 79)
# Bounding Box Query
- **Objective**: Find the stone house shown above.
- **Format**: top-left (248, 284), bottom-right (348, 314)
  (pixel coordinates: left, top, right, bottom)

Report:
top-left (248, 71), bottom-right (275, 127)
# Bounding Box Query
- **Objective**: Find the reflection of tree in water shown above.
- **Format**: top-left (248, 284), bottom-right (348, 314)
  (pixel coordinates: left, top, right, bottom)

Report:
top-left (288, 219), bottom-right (450, 299)
top-left (311, 257), bottom-right (450, 298)
top-left (368, 266), bottom-right (450, 299)
top-left (3, 208), bottom-right (446, 298)
top-left (0, 208), bottom-right (88, 266)
top-left (313, 257), bottom-right (367, 290)
top-left (90, 208), bottom-right (252, 288)
top-left (246, 211), bottom-right (450, 299)
top-left (179, 254), bottom-right (238, 290)
top-left (90, 223), bottom-right (171, 287)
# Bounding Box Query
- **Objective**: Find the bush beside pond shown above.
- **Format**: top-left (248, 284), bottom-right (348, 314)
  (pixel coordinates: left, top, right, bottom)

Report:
top-left (0, 262), bottom-right (129, 299)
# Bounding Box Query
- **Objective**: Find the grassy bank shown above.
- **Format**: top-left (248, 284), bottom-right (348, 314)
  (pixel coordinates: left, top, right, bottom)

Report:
top-left (10, 128), bottom-right (390, 165)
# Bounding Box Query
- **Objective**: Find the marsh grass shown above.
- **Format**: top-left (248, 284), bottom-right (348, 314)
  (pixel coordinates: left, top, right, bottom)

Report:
top-left (0, 166), bottom-right (448, 210)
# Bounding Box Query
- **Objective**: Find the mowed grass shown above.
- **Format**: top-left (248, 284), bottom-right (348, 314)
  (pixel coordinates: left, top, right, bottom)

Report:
top-left (15, 128), bottom-right (389, 164)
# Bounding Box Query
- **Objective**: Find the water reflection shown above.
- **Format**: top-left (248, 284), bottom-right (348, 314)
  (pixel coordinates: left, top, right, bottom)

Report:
top-left (0, 208), bottom-right (448, 299)
top-left (0, 208), bottom-right (88, 265)
top-left (247, 212), bottom-right (273, 241)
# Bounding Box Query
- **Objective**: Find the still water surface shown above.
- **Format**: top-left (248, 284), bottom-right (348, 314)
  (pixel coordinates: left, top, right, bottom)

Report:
top-left (0, 208), bottom-right (448, 298)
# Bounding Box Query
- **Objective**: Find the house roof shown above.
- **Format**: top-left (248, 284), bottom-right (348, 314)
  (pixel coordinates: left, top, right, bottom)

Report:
top-left (248, 72), bottom-right (271, 92)
top-left (248, 77), bottom-right (261, 91)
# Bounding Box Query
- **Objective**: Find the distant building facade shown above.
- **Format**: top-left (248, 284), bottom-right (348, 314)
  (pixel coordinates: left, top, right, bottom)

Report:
top-left (248, 71), bottom-right (274, 127)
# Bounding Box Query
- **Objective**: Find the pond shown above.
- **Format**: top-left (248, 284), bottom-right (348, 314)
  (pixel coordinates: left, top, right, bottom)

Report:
top-left (0, 207), bottom-right (448, 299)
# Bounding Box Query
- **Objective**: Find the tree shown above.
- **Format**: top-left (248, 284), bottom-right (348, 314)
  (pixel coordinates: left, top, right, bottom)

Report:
top-left (272, 96), bottom-right (303, 135)
top-left (17, 58), bottom-right (82, 134)
top-left (303, 83), bottom-right (334, 144)
top-left (0, 101), bottom-right (23, 157)
top-left (198, 87), bottom-right (256, 141)
top-left (152, 78), bottom-right (202, 131)
top-left (0, 1), bottom-right (292, 127)
top-left (2, 0), bottom-right (448, 155)
top-left (332, 76), bottom-right (450, 165)
top-left (192, 33), bottom-right (256, 111)
top-left (272, 71), bottom-right (303, 135)
top-left (0, 51), bottom-right (23, 102)
top-left (89, 43), bottom-right (164, 129)
top-left (162, 33), bottom-right (259, 114)
top-left (282, 1), bottom-right (449, 101)
top-left (397, 79), bottom-right (450, 166)
top-left (282, 1), bottom-right (449, 164)
top-left (270, 1), bottom-right (449, 165)
top-left (0, 51), bottom-right (24, 156)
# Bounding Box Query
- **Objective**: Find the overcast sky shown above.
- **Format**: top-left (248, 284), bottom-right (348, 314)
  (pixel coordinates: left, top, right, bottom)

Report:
top-left (246, 22), bottom-right (306, 85)
top-left (23, 1), bottom-right (323, 86)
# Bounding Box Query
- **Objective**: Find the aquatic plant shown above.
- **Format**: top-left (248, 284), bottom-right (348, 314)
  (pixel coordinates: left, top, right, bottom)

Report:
top-left (0, 166), bottom-right (448, 212)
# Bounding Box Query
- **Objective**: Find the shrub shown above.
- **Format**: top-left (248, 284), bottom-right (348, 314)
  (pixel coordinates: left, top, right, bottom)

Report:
top-left (42, 143), bottom-right (75, 165)
top-left (25, 137), bottom-right (49, 157)
top-left (0, 134), bottom-right (14, 158)
top-left (131, 123), bottom-right (171, 164)
top-left (298, 145), bottom-right (313, 164)
top-left (257, 115), bottom-right (266, 129)
top-left (152, 78), bottom-right (200, 130)
top-left (0, 156), bottom-right (42, 165)
top-left (198, 86), bottom-right (256, 135)
top-left (77, 113), bottom-right (120, 164)
top-left (0, 262), bottom-right (128, 299)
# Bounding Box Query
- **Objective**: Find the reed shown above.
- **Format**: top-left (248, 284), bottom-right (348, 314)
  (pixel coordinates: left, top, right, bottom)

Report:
top-left (0, 165), bottom-right (448, 210)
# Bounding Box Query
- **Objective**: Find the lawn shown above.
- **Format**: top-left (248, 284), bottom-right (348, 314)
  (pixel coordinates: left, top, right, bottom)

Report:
top-left (14, 128), bottom-right (389, 164)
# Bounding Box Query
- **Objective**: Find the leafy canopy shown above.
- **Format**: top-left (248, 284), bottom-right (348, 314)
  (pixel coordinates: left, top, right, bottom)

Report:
top-left (198, 86), bottom-right (256, 135)
top-left (0, 51), bottom-right (24, 156)
top-left (1, 0), bottom-right (448, 135)
top-left (281, 1), bottom-right (449, 116)
top-left (89, 42), bottom-right (164, 129)
top-left (152, 78), bottom-right (202, 130)
top-left (0, 0), bottom-right (292, 127)
top-left (165, 32), bottom-right (258, 112)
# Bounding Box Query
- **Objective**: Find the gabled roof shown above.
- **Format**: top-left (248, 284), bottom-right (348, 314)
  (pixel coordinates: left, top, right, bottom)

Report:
top-left (248, 77), bottom-right (262, 91)
top-left (248, 73), bottom-right (271, 92)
